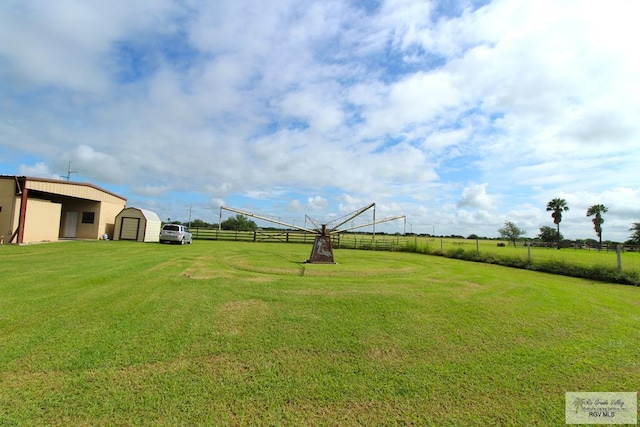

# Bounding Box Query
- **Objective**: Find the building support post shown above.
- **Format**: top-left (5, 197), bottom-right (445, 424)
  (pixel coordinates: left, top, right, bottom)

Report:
top-left (16, 178), bottom-right (28, 244)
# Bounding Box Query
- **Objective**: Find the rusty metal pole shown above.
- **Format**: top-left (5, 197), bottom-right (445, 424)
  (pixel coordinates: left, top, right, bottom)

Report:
top-left (16, 179), bottom-right (28, 244)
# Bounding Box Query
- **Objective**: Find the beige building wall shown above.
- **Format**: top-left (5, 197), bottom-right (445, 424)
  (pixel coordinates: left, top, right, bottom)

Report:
top-left (0, 176), bottom-right (127, 243)
top-left (26, 178), bottom-right (126, 239)
top-left (101, 201), bottom-right (127, 239)
top-left (22, 199), bottom-right (62, 243)
top-left (0, 179), bottom-right (17, 243)
top-left (58, 199), bottom-right (99, 239)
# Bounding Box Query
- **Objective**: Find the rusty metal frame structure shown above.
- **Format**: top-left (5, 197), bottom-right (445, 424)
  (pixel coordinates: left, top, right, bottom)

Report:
top-left (219, 204), bottom-right (406, 263)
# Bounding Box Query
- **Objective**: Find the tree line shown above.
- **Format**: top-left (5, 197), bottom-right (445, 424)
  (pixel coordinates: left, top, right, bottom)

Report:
top-left (165, 214), bottom-right (258, 231)
top-left (499, 198), bottom-right (640, 248)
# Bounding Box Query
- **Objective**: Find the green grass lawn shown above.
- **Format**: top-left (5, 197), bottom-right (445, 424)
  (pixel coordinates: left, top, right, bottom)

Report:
top-left (1, 241), bottom-right (638, 426)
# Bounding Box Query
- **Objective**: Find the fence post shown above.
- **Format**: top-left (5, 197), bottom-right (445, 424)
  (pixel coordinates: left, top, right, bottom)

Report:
top-left (617, 245), bottom-right (622, 272)
top-left (527, 242), bottom-right (532, 264)
top-left (440, 238), bottom-right (444, 253)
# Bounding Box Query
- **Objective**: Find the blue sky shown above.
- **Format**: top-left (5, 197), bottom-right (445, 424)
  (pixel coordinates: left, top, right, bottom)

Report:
top-left (1, 0), bottom-right (639, 240)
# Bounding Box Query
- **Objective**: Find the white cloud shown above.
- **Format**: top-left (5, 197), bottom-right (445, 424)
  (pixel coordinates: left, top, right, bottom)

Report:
top-left (457, 183), bottom-right (495, 210)
top-left (130, 185), bottom-right (171, 197)
top-left (1, 0), bottom-right (639, 241)
top-left (0, 0), bottom-right (178, 92)
top-left (66, 145), bottom-right (128, 184)
top-left (338, 194), bottom-right (367, 213)
top-left (210, 197), bottom-right (225, 207)
top-left (307, 196), bottom-right (328, 210)
top-left (287, 199), bottom-right (304, 212)
top-left (277, 88), bottom-right (344, 132)
top-left (17, 162), bottom-right (60, 179)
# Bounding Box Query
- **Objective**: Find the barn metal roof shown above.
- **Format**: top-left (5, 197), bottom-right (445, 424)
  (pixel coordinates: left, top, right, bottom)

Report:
top-left (1, 175), bottom-right (127, 202)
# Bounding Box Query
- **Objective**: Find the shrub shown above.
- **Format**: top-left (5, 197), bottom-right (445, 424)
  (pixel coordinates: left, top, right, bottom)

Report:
top-left (401, 240), bottom-right (432, 255)
top-left (445, 247), bottom-right (466, 259)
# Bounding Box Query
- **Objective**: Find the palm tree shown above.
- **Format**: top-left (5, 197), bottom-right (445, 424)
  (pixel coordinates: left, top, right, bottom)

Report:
top-left (629, 223), bottom-right (640, 246)
top-left (586, 204), bottom-right (608, 250)
top-left (546, 198), bottom-right (569, 249)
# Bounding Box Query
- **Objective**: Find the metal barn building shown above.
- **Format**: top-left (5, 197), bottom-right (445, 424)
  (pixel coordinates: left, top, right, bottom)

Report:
top-left (113, 207), bottom-right (161, 243)
top-left (0, 175), bottom-right (127, 244)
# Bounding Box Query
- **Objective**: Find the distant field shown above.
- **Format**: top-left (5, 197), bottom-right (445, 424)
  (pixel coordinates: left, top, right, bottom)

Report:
top-left (1, 241), bottom-right (638, 425)
top-left (413, 236), bottom-right (640, 272)
top-left (194, 229), bottom-right (640, 273)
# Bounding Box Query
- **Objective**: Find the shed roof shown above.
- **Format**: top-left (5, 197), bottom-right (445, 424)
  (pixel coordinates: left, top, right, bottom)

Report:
top-left (139, 208), bottom-right (160, 222)
top-left (119, 207), bottom-right (161, 222)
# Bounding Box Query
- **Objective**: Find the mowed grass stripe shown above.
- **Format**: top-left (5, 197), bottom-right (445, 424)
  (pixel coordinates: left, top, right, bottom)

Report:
top-left (1, 241), bottom-right (638, 426)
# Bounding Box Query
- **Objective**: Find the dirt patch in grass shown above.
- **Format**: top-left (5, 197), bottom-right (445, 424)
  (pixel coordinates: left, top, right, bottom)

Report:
top-left (101, 354), bottom-right (246, 381)
top-left (146, 260), bottom-right (178, 273)
top-left (245, 276), bottom-right (277, 283)
top-left (449, 280), bottom-right (485, 300)
top-left (366, 346), bottom-right (405, 364)
top-left (231, 264), bottom-right (303, 276)
top-left (0, 370), bottom-right (68, 393)
top-left (278, 398), bottom-right (438, 425)
top-left (216, 299), bottom-right (270, 335)
top-left (182, 270), bottom-right (234, 280)
top-left (181, 257), bottom-right (233, 280)
top-left (282, 288), bottom-right (400, 298)
top-left (302, 266), bottom-right (421, 278)
top-left (220, 299), bottom-right (269, 312)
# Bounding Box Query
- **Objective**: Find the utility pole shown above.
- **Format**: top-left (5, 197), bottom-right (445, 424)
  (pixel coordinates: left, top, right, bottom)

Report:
top-left (62, 161), bottom-right (78, 181)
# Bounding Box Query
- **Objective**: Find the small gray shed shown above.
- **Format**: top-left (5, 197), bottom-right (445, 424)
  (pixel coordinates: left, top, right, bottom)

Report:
top-left (114, 207), bottom-right (161, 242)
